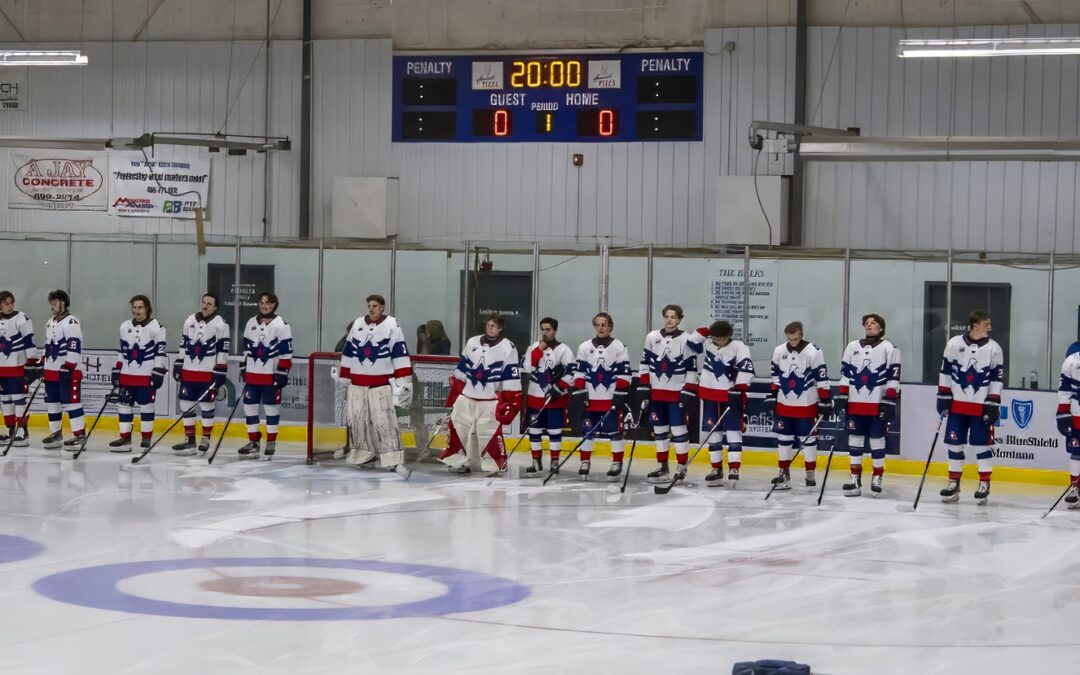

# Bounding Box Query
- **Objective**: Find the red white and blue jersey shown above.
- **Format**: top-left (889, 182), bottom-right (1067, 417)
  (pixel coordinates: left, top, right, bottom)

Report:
top-left (938, 334), bottom-right (1004, 415)
top-left (574, 337), bottom-right (631, 412)
top-left (454, 335), bottom-right (521, 400)
top-left (839, 338), bottom-right (901, 415)
top-left (339, 315), bottom-right (412, 387)
top-left (639, 328), bottom-right (702, 402)
top-left (43, 314), bottom-right (83, 379)
top-left (243, 315), bottom-right (293, 386)
top-left (699, 338), bottom-right (754, 402)
top-left (522, 341), bottom-right (575, 409)
top-left (116, 319), bottom-right (167, 387)
top-left (0, 311), bottom-right (38, 378)
top-left (180, 312), bottom-right (230, 383)
top-left (1058, 353), bottom-right (1080, 429)
top-left (770, 340), bottom-right (830, 418)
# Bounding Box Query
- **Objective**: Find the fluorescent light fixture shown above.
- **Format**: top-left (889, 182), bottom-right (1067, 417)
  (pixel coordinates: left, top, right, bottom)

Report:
top-left (0, 50), bottom-right (88, 66)
top-left (898, 37), bottom-right (1080, 58)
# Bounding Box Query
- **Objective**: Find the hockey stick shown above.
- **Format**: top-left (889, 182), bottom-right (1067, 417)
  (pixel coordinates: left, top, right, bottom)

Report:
top-left (1, 379), bottom-right (44, 457)
top-left (131, 387), bottom-right (213, 464)
top-left (542, 405), bottom-right (617, 486)
top-left (764, 414), bottom-right (824, 501)
top-left (71, 386), bottom-right (119, 460)
top-left (816, 410), bottom-right (847, 506)
top-left (399, 414), bottom-right (450, 480)
top-left (1042, 481), bottom-right (1075, 519)
top-left (653, 405), bottom-right (730, 495)
top-left (912, 412), bottom-right (948, 512)
top-left (620, 400), bottom-right (651, 493)
top-left (485, 395), bottom-right (555, 484)
top-left (207, 386), bottom-right (248, 465)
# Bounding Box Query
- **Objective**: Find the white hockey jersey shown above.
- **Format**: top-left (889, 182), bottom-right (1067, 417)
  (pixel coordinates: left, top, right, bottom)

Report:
top-left (338, 315), bottom-right (412, 387)
top-left (839, 338), bottom-right (901, 415)
top-left (43, 314), bottom-right (83, 379)
top-left (639, 328), bottom-right (702, 402)
top-left (770, 340), bottom-right (830, 418)
top-left (179, 312), bottom-right (230, 383)
top-left (454, 335), bottom-right (521, 400)
top-left (1058, 353), bottom-right (1080, 429)
top-left (522, 340), bottom-right (575, 410)
top-left (938, 334), bottom-right (1004, 415)
top-left (242, 315), bottom-right (294, 386)
top-left (0, 311), bottom-right (38, 378)
top-left (699, 338), bottom-right (755, 402)
top-left (574, 337), bottom-right (631, 412)
top-left (116, 319), bottom-right (167, 387)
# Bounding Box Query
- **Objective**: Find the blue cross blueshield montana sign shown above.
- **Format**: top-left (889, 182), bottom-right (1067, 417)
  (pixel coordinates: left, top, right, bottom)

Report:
top-left (1010, 399), bottom-right (1034, 430)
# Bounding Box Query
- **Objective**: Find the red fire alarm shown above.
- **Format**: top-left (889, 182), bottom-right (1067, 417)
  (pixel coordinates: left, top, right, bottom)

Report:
top-left (572, 153), bottom-right (584, 166)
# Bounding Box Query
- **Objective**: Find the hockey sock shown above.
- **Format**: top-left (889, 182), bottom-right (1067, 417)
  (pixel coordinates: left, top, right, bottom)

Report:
top-left (870, 439), bottom-right (886, 476)
top-left (118, 406), bottom-right (134, 437)
top-left (529, 433), bottom-right (543, 459)
top-left (550, 438), bottom-right (562, 462)
top-left (728, 443), bottom-right (742, 469)
top-left (244, 403), bottom-right (261, 440)
top-left (140, 411), bottom-right (155, 440)
top-left (66, 406), bottom-right (85, 433)
top-left (47, 403), bottom-right (63, 433)
top-left (708, 443), bottom-right (724, 468)
top-left (803, 441), bottom-right (817, 471)
top-left (611, 438), bottom-right (624, 463)
top-left (655, 435), bottom-right (670, 463)
top-left (974, 446), bottom-right (992, 481)
top-left (849, 456), bottom-right (863, 474)
top-left (265, 406), bottom-right (280, 442)
top-left (581, 439), bottom-right (594, 462)
top-left (947, 448), bottom-right (965, 479)
top-left (1071, 455), bottom-right (1080, 485)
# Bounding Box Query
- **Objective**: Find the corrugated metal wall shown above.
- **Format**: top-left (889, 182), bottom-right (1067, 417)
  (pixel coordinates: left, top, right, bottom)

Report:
top-left (0, 40), bottom-right (301, 238)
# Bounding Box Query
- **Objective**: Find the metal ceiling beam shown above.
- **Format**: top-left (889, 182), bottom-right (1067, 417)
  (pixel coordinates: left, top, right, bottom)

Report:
top-left (0, 134), bottom-right (290, 152)
top-left (799, 136), bottom-right (1080, 162)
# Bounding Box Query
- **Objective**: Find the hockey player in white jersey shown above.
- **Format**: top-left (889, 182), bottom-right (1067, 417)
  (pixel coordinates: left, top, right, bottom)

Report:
top-left (572, 312), bottom-right (632, 480)
top-left (171, 293), bottom-right (230, 455)
top-left (239, 292), bottom-right (293, 461)
top-left (41, 291), bottom-right (86, 450)
top-left (836, 313), bottom-right (901, 497)
top-left (0, 291), bottom-right (40, 447)
top-left (338, 294), bottom-right (412, 470)
top-left (109, 295), bottom-right (168, 451)
top-left (697, 320), bottom-right (754, 487)
top-left (521, 317), bottom-right (574, 478)
top-left (1057, 349), bottom-right (1080, 508)
top-left (937, 309), bottom-right (1004, 504)
top-left (767, 321), bottom-right (832, 489)
top-left (640, 305), bottom-right (703, 484)
top-left (442, 314), bottom-right (521, 475)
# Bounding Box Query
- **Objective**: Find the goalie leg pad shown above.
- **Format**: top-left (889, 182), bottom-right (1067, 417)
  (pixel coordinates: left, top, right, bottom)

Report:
top-left (347, 385), bottom-right (376, 465)
top-left (367, 385), bottom-right (403, 467)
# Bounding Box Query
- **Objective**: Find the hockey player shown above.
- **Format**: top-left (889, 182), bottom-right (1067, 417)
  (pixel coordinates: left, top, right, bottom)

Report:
top-left (338, 294), bottom-right (412, 470)
top-left (766, 321), bottom-right (831, 489)
top-left (1057, 349), bottom-right (1080, 508)
top-left (442, 314), bottom-right (521, 475)
top-left (171, 293), bottom-right (230, 455)
top-left (41, 291), bottom-right (86, 450)
top-left (239, 292), bottom-right (293, 461)
top-left (520, 317), bottom-right (574, 478)
top-left (110, 295), bottom-right (167, 452)
top-left (836, 313), bottom-right (901, 497)
top-left (0, 291), bottom-right (40, 447)
top-left (640, 304), bottom-right (703, 484)
top-left (572, 312), bottom-right (632, 480)
top-left (698, 320), bottom-right (754, 487)
top-left (937, 310), bottom-right (1004, 504)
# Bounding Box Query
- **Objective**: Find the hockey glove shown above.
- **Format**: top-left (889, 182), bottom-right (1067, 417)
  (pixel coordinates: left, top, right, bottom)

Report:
top-left (764, 390), bottom-right (777, 414)
top-left (550, 379), bottom-right (571, 398)
top-left (611, 388), bottom-right (628, 410)
top-left (495, 391), bottom-right (521, 425)
top-left (1058, 404), bottom-right (1074, 436)
top-left (445, 377), bottom-right (465, 407)
top-left (111, 366), bottom-right (121, 388)
top-left (879, 396), bottom-right (897, 424)
top-left (172, 359), bottom-right (183, 382)
top-left (392, 379), bottom-right (413, 408)
top-left (24, 359), bottom-right (43, 384)
top-left (834, 390), bottom-right (849, 416)
top-left (936, 387), bottom-right (952, 416)
top-left (816, 397), bottom-right (833, 417)
top-left (213, 368), bottom-right (228, 389)
top-left (239, 365), bottom-right (247, 383)
top-left (982, 400), bottom-right (1001, 424)
top-left (679, 385), bottom-right (698, 410)
top-left (273, 368), bottom-right (289, 390)
top-left (151, 367), bottom-right (166, 390)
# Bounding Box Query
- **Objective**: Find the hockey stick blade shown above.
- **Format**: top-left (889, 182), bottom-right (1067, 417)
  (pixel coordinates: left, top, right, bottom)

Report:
top-left (400, 415), bottom-right (449, 481)
top-left (1, 379), bottom-right (43, 457)
top-left (131, 388), bottom-right (212, 464)
top-left (618, 400), bottom-right (650, 493)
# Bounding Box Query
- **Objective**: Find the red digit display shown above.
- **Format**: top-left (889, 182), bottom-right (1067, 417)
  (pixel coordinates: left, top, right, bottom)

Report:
top-left (598, 109), bottom-right (615, 136)
top-left (494, 109), bottom-right (510, 136)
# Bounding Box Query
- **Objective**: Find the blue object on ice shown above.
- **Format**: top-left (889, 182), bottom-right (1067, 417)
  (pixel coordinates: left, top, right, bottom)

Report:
top-left (732, 659), bottom-right (812, 675)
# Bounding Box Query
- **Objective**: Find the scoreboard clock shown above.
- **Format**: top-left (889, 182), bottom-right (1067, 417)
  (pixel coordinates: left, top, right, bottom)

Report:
top-left (392, 52), bottom-right (703, 142)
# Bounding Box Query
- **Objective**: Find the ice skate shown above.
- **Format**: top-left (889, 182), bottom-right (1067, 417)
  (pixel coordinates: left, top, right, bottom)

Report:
top-left (351, 448), bottom-right (376, 467)
top-left (606, 461), bottom-right (622, 481)
top-left (842, 473), bottom-right (862, 497)
top-left (647, 463), bottom-right (670, 484)
top-left (173, 436), bottom-right (197, 456)
top-left (770, 467), bottom-right (791, 490)
top-left (42, 430), bottom-right (63, 449)
top-left (237, 441), bottom-right (260, 458)
top-left (973, 480), bottom-right (990, 505)
top-left (109, 437), bottom-right (132, 453)
top-left (1065, 485), bottom-right (1080, 505)
top-left (727, 467), bottom-right (739, 486)
top-left (524, 458), bottom-right (544, 478)
top-left (940, 479), bottom-right (960, 503)
top-left (804, 469), bottom-right (816, 487)
top-left (705, 467), bottom-right (725, 487)
top-left (197, 438), bottom-right (210, 455)
top-left (870, 474), bottom-right (883, 495)
top-left (260, 441), bottom-right (275, 461)
top-left (578, 460), bottom-right (591, 480)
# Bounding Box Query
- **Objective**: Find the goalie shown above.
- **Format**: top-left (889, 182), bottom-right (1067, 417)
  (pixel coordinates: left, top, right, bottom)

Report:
top-left (338, 294), bottom-right (413, 470)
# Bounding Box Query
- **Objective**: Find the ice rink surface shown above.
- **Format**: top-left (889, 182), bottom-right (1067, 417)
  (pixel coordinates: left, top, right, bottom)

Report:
top-left (1, 444), bottom-right (1079, 675)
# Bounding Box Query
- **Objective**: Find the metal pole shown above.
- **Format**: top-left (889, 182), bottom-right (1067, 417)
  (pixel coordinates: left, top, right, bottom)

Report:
top-left (531, 242), bottom-right (540, 337)
top-left (151, 234), bottom-right (158, 311)
top-left (262, 0), bottom-right (272, 240)
top-left (945, 248), bottom-right (953, 342)
top-left (599, 243), bottom-right (609, 312)
top-left (842, 247), bottom-right (850, 346)
top-left (389, 238), bottom-right (397, 315)
top-left (645, 244), bottom-right (654, 334)
top-left (461, 240), bottom-right (471, 351)
top-left (1047, 251), bottom-right (1055, 390)
top-left (742, 245), bottom-right (751, 343)
top-left (65, 233), bottom-right (72, 293)
top-left (298, 0), bottom-right (312, 238)
top-left (316, 239), bottom-right (325, 350)
top-left (791, 0), bottom-right (808, 245)
top-left (233, 235), bottom-right (242, 354)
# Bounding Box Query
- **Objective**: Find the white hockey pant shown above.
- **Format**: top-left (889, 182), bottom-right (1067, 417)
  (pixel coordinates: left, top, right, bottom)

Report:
top-left (347, 385), bottom-right (402, 467)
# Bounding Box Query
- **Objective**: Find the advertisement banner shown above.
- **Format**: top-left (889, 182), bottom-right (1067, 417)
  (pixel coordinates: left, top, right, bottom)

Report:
top-left (9, 153), bottom-right (108, 210)
top-left (0, 67), bottom-right (27, 110)
top-left (108, 152), bottom-right (209, 219)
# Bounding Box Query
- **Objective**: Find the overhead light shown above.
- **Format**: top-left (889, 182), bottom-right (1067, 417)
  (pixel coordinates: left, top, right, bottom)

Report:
top-left (898, 37), bottom-right (1080, 58)
top-left (0, 50), bottom-right (88, 66)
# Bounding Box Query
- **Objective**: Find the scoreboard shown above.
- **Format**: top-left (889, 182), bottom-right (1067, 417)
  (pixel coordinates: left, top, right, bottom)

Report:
top-left (392, 52), bottom-right (703, 143)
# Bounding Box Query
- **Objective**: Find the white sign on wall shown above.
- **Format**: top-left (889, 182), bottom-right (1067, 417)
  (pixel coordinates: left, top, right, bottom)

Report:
top-left (0, 67), bottom-right (27, 110)
top-left (108, 152), bottom-right (210, 219)
top-left (9, 153), bottom-right (108, 210)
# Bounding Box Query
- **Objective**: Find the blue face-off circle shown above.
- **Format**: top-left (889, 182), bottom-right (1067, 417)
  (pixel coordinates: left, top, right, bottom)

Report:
top-left (32, 557), bottom-right (530, 621)
top-left (0, 535), bottom-right (45, 564)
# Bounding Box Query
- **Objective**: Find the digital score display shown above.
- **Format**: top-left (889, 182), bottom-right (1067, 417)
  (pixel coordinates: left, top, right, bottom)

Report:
top-left (393, 52), bottom-right (703, 142)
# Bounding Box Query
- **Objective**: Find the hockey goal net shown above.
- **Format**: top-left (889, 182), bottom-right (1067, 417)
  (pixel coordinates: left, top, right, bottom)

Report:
top-left (305, 353), bottom-right (458, 463)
